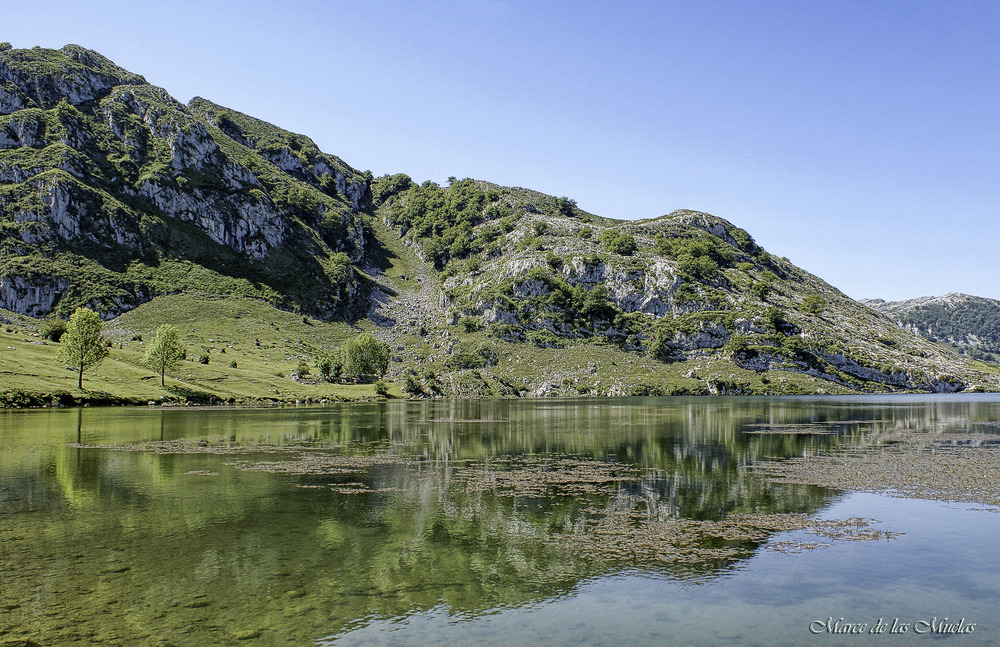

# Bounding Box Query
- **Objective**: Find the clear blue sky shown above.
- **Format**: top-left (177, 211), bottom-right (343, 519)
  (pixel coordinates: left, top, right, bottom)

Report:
top-left (7, 1), bottom-right (999, 301)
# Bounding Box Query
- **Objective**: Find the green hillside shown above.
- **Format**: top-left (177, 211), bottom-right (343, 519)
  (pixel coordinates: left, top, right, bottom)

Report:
top-left (2, 43), bottom-right (999, 405)
top-left (0, 44), bottom-right (368, 319)
top-left (864, 294), bottom-right (1000, 365)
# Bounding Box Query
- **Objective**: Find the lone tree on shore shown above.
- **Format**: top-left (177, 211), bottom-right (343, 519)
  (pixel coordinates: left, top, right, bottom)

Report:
top-left (341, 333), bottom-right (390, 382)
top-left (142, 324), bottom-right (186, 387)
top-left (57, 307), bottom-right (109, 390)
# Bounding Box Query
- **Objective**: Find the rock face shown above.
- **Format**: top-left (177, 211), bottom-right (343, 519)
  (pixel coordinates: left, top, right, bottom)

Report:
top-left (135, 182), bottom-right (286, 261)
top-left (0, 274), bottom-right (70, 317)
top-left (0, 44), bottom-right (371, 318)
top-left (0, 44), bottom-right (145, 112)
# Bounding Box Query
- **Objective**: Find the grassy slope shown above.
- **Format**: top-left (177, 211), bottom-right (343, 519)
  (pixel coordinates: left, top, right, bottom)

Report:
top-left (0, 296), bottom-right (397, 406)
top-left (366, 178), bottom-right (1000, 396)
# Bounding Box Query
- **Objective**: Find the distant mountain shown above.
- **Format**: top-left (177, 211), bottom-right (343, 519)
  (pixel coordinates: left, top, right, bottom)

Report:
top-left (2, 43), bottom-right (998, 399)
top-left (864, 294), bottom-right (1000, 365)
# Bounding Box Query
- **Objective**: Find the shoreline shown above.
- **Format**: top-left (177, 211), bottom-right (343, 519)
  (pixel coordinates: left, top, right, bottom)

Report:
top-left (4, 388), bottom-right (1000, 410)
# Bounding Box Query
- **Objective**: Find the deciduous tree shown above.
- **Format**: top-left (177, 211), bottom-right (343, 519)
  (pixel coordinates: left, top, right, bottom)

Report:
top-left (341, 334), bottom-right (390, 381)
top-left (142, 324), bottom-right (186, 387)
top-left (57, 308), bottom-right (109, 389)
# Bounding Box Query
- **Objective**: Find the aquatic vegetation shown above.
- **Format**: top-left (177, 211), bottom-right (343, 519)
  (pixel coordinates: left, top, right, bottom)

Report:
top-left (451, 457), bottom-right (638, 498)
top-left (545, 497), bottom-right (900, 570)
top-left (5, 397), bottom-right (1000, 646)
top-left (77, 438), bottom-right (902, 573)
top-left (752, 431), bottom-right (1000, 506)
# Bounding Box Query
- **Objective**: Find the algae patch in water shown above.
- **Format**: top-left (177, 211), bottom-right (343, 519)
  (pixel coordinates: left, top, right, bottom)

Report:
top-left (451, 457), bottom-right (638, 498)
top-left (543, 494), bottom-right (901, 571)
top-left (751, 431), bottom-right (1000, 507)
top-left (71, 439), bottom-right (903, 574)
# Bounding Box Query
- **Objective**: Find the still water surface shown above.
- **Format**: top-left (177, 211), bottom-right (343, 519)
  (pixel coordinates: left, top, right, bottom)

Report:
top-left (2, 395), bottom-right (999, 646)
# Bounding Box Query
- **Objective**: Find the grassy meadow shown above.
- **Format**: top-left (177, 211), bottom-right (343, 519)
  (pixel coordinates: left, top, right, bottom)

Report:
top-left (0, 295), bottom-right (398, 407)
top-left (1, 290), bottom-right (860, 408)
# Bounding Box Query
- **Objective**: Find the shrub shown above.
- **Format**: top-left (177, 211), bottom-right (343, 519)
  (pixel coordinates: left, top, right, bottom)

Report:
top-left (402, 374), bottom-right (424, 396)
top-left (764, 306), bottom-right (786, 331)
top-left (653, 233), bottom-right (674, 256)
top-left (458, 316), bottom-right (481, 332)
top-left (370, 173), bottom-right (414, 205)
top-left (648, 320), bottom-right (680, 361)
top-left (802, 294), bottom-right (826, 315)
top-left (752, 279), bottom-right (772, 301)
top-left (730, 228), bottom-right (757, 253)
top-left (198, 354), bottom-right (210, 364)
top-left (445, 342), bottom-right (497, 369)
top-left (673, 283), bottom-right (700, 305)
top-left (726, 334), bottom-right (756, 360)
top-left (374, 380), bottom-right (389, 397)
top-left (488, 323), bottom-right (525, 341)
top-left (678, 255), bottom-right (719, 280)
top-left (516, 235), bottom-right (543, 251)
top-left (555, 196), bottom-right (577, 216)
top-left (499, 215), bottom-right (517, 233)
top-left (384, 178), bottom-right (487, 267)
top-left (340, 333), bottom-right (390, 381)
top-left (669, 237), bottom-right (736, 280)
top-left (318, 356), bottom-right (333, 379)
top-left (781, 335), bottom-right (807, 357)
top-left (526, 330), bottom-right (563, 348)
top-left (40, 317), bottom-right (67, 342)
top-left (598, 230), bottom-right (637, 256)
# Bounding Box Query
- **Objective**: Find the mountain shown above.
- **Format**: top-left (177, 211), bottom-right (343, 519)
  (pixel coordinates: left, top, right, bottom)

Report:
top-left (2, 43), bottom-right (998, 402)
top-left (863, 293), bottom-right (1000, 365)
top-left (0, 43), bottom-right (370, 319)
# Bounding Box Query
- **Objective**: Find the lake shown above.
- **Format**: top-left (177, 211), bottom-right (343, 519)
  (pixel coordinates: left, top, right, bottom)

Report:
top-left (2, 395), bottom-right (999, 646)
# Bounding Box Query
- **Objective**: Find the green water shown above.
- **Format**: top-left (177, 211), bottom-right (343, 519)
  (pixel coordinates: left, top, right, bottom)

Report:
top-left (2, 395), bottom-right (999, 646)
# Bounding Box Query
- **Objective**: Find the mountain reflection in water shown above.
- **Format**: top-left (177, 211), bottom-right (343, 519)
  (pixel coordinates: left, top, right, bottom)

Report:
top-left (1, 395), bottom-right (998, 646)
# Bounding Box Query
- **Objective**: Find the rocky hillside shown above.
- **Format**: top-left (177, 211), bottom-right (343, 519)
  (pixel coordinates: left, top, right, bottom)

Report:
top-left (864, 294), bottom-right (1000, 365)
top-left (0, 43), bottom-right (370, 319)
top-left (363, 177), bottom-right (999, 394)
top-left (2, 43), bottom-right (999, 399)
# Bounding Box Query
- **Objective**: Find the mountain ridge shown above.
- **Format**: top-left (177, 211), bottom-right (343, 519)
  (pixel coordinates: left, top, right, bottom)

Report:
top-left (2, 43), bottom-right (998, 401)
top-left (863, 293), bottom-right (1000, 365)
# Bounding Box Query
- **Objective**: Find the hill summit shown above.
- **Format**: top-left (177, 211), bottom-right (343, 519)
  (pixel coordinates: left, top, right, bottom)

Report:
top-left (2, 43), bottom-right (998, 401)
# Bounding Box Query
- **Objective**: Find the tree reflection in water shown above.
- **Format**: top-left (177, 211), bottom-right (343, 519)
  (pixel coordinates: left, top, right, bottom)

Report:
top-left (2, 396), bottom-right (994, 645)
